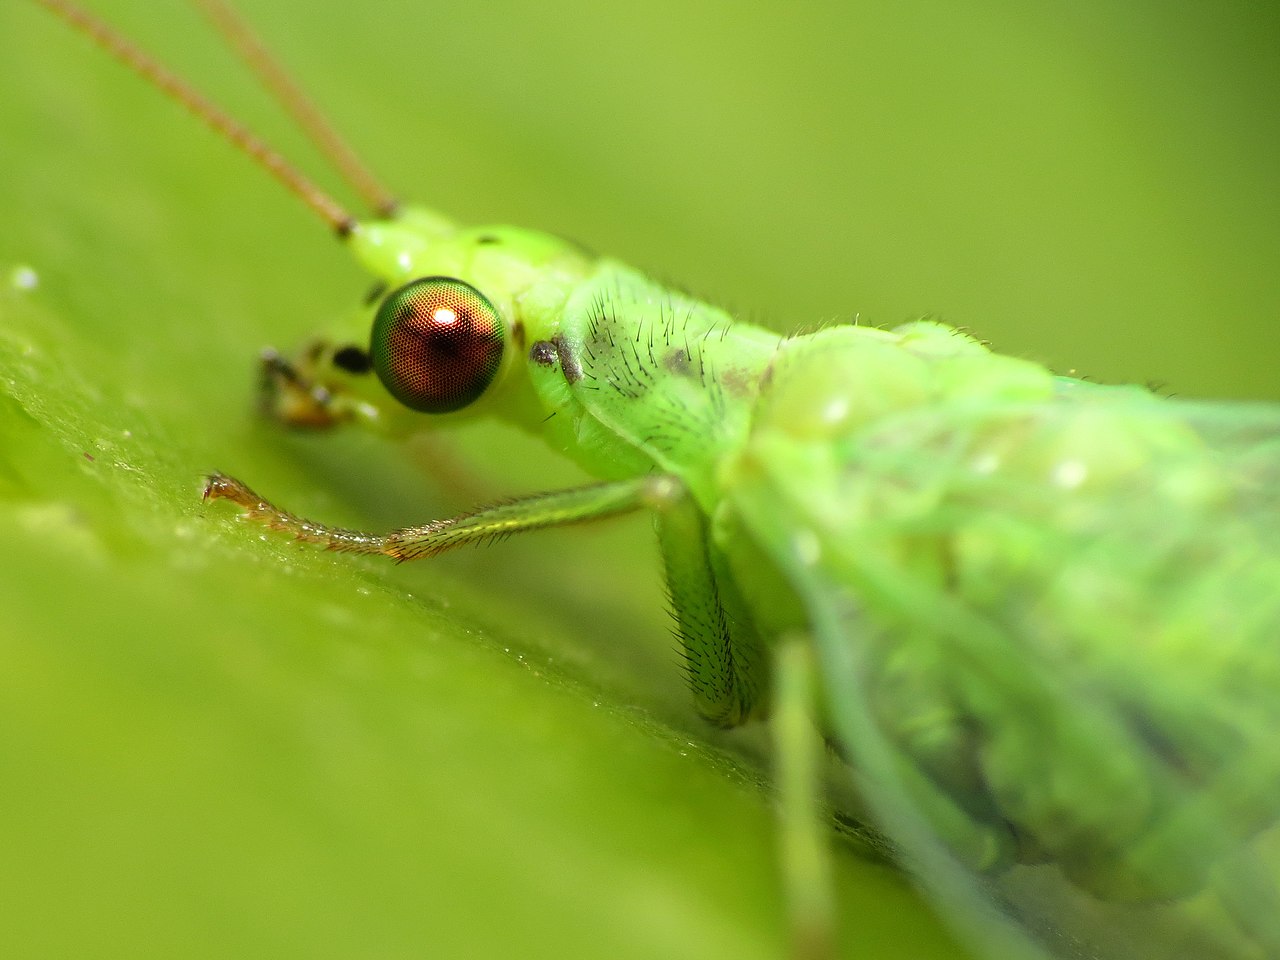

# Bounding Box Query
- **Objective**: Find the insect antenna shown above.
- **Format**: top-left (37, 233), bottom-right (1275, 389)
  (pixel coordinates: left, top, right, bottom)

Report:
top-left (33, 0), bottom-right (358, 237)
top-left (193, 0), bottom-right (400, 219)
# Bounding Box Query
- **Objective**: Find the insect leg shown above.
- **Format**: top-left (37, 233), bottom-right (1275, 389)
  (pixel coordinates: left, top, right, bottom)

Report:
top-left (773, 637), bottom-right (837, 960)
top-left (654, 492), bottom-right (767, 728)
top-left (203, 472), bottom-right (675, 559)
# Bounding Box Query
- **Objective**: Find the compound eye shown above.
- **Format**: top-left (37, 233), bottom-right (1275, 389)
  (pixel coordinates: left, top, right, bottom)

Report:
top-left (370, 277), bottom-right (505, 413)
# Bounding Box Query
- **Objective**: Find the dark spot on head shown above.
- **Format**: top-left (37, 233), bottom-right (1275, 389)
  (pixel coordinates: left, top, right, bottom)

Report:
top-left (551, 333), bottom-right (583, 384)
top-left (332, 344), bottom-right (373, 374)
top-left (511, 320), bottom-right (526, 350)
top-left (663, 348), bottom-right (693, 377)
top-left (364, 280), bottom-right (388, 306)
top-left (475, 234), bottom-right (501, 245)
top-left (529, 340), bottom-right (557, 367)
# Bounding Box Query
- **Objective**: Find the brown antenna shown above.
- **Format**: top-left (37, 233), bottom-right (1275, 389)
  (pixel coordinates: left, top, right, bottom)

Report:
top-left (194, 0), bottom-right (400, 218)
top-left (33, 0), bottom-right (358, 237)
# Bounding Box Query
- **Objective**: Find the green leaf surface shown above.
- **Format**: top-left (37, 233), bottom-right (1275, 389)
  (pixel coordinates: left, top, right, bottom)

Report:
top-left (1, 2), bottom-right (1276, 958)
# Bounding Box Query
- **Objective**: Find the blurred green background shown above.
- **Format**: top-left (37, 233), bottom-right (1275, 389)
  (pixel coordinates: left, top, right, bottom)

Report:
top-left (0, 1), bottom-right (1276, 958)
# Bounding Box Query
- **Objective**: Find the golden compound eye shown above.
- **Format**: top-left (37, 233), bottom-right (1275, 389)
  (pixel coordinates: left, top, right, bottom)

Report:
top-left (370, 277), bottom-right (505, 413)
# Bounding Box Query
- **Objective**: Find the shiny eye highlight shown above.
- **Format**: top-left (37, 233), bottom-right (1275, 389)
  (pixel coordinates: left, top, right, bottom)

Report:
top-left (370, 277), bottom-right (505, 413)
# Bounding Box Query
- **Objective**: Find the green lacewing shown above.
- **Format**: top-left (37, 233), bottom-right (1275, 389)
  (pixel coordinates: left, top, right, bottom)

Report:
top-left (24, 2), bottom-right (1280, 958)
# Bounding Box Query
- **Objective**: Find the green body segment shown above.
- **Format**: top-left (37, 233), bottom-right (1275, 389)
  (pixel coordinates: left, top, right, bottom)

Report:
top-left (725, 318), bottom-right (1280, 954)
top-left (293, 204), bottom-right (1280, 958)
top-left (348, 206), bottom-right (783, 498)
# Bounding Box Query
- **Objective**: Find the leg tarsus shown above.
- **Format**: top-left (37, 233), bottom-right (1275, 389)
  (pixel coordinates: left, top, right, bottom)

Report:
top-left (202, 472), bottom-right (390, 555)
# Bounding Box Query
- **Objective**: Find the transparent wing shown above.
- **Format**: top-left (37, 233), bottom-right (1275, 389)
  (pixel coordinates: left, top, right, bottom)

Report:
top-left (730, 354), bottom-right (1280, 960)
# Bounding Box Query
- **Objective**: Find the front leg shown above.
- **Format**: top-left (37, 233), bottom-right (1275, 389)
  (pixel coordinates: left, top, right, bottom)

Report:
top-left (206, 469), bottom-right (769, 726)
top-left (773, 637), bottom-right (836, 960)
top-left (203, 471), bottom-right (675, 559)
top-left (655, 492), bottom-right (769, 728)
